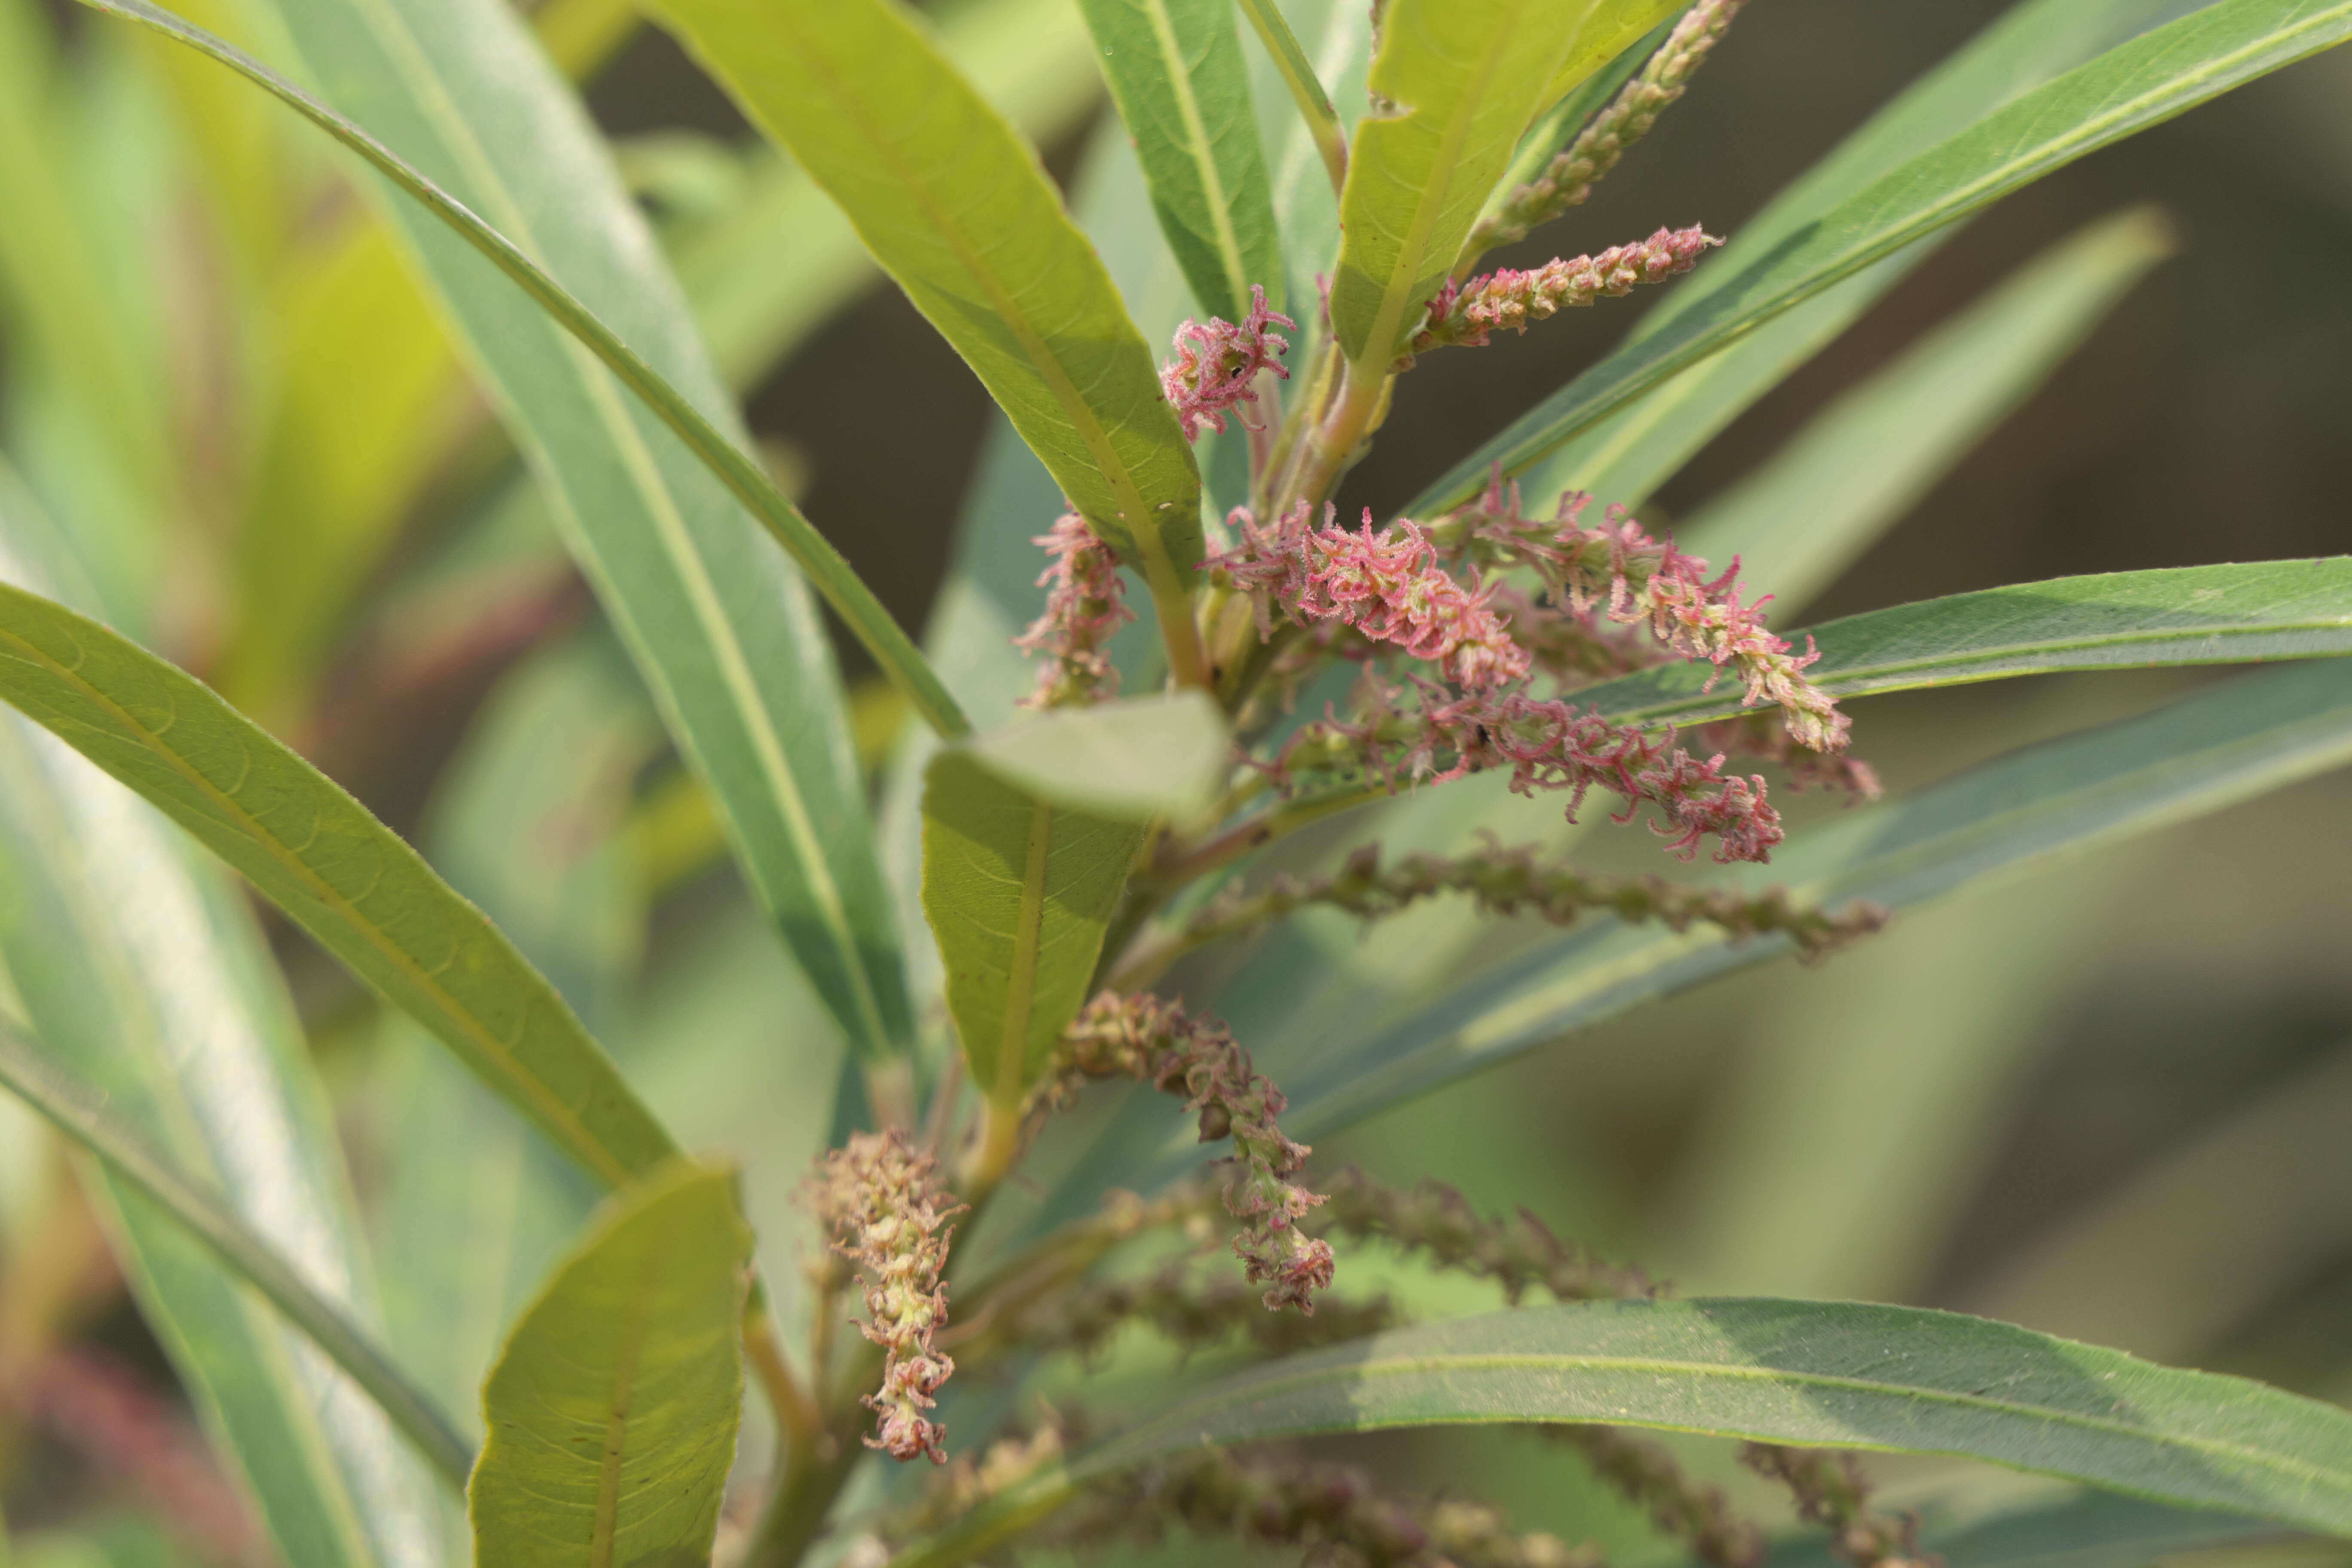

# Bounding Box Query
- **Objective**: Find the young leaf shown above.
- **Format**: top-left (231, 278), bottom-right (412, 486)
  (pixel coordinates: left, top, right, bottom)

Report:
top-left (1540, 0), bottom-right (1684, 107)
top-left (70, 0), bottom-right (969, 745)
top-left (1412, 0), bottom-right (2352, 514)
top-left (0, 580), bottom-right (678, 1188)
top-left (642, 0), bottom-right (1212, 682)
top-left (1672, 205), bottom-right (2174, 610)
top-left (1077, 0), bottom-right (1283, 322)
top-left (963, 691), bottom-right (1231, 823)
top-left (1279, 655), bottom-right (2352, 1146)
top-left (1573, 558), bottom-right (2352, 732)
top-left (0, 1023), bottom-right (475, 1490)
top-left (922, 753), bottom-right (1147, 1109)
top-left (469, 1162), bottom-right (750, 1568)
top-left (1328, 0), bottom-right (1599, 369)
top-left (892, 1299), bottom-right (2352, 1565)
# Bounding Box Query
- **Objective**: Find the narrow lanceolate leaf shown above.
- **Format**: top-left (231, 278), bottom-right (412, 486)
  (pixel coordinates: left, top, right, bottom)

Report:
top-left (1673, 205), bottom-right (2175, 613)
top-left (1479, 3), bottom-right (1677, 250)
top-left (1572, 559), bottom-right (2352, 732)
top-left (0, 581), bottom-right (677, 1188)
top-left (643, 0), bottom-right (1210, 674)
top-left (469, 1163), bottom-right (749, 1568)
top-left (1077, 0), bottom-right (1282, 322)
top-left (0, 1024), bottom-right (475, 1490)
top-left (922, 752), bottom-right (1147, 1106)
top-left (890, 1299), bottom-right (2352, 1566)
top-left (91, 0), bottom-right (935, 1066)
top-left (1329, 0), bottom-right (1598, 367)
top-left (1276, 656), bottom-right (2352, 1147)
top-left (1412, 0), bottom-right (2352, 514)
top-left (0, 535), bottom-right (439, 1565)
top-left (73, 0), bottom-right (966, 748)
top-left (1519, 0), bottom-right (2201, 514)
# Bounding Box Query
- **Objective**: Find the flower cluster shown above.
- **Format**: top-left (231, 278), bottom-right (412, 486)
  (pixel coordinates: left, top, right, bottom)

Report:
top-left (1470, 0), bottom-right (1751, 256)
top-left (1439, 472), bottom-right (1850, 752)
top-left (1555, 1427), bottom-right (1765, 1568)
top-left (1047, 992), bottom-right (1334, 1313)
top-left (1413, 225), bottom-right (1720, 356)
top-left (1270, 677), bottom-right (1784, 863)
top-left (1212, 504), bottom-right (1530, 690)
top-left (1013, 512), bottom-right (1134, 709)
top-left (1161, 284), bottom-right (1295, 441)
top-left (802, 1130), bottom-right (965, 1463)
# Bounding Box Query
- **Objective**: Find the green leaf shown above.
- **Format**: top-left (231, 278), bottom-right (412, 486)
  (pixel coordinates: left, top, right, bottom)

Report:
top-left (922, 752), bottom-right (1147, 1106)
top-left (1235, 0), bottom-right (1346, 196)
top-left (965, 692), bottom-right (1231, 823)
top-left (469, 1162), bottom-right (750, 1568)
top-left (675, 0), bottom-right (1102, 394)
top-left (1539, 0), bottom-right (1682, 109)
top-left (0, 579), bottom-right (677, 1188)
top-left (893, 1299), bottom-right (2352, 1565)
top-left (0, 535), bottom-right (441, 1564)
top-left (0, 1023), bottom-right (475, 1489)
top-left (1412, 0), bottom-right (2352, 515)
top-left (1328, 0), bottom-right (1598, 368)
top-left (1276, 655), bottom-right (2352, 1146)
top-left (1262, 0), bottom-right (1374, 335)
top-left (1078, 0), bottom-right (1282, 322)
top-left (1576, 559), bottom-right (2352, 732)
top-left (642, 0), bottom-right (1210, 678)
top-left (1674, 205), bottom-right (2174, 613)
top-left (93, 0), bottom-right (935, 1071)
top-left (71, 0), bottom-right (968, 747)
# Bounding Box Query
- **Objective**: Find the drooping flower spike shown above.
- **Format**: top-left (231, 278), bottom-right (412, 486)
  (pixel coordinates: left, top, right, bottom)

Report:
top-left (1013, 511), bottom-right (1134, 710)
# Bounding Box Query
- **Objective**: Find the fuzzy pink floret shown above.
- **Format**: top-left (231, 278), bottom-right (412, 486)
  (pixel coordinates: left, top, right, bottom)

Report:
top-left (1014, 512), bottom-right (1136, 709)
top-left (1161, 284), bottom-right (1296, 442)
top-left (1415, 226), bottom-right (1719, 355)
top-left (1210, 504), bottom-right (1531, 692)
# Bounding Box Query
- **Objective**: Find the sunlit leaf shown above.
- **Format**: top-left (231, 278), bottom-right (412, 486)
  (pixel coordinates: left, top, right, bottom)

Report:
top-left (1078, 0), bottom-right (1282, 321)
top-left (922, 752), bottom-right (1146, 1107)
top-left (469, 1163), bottom-right (750, 1568)
top-left (964, 692), bottom-right (1231, 823)
top-left (1328, 0), bottom-right (1598, 368)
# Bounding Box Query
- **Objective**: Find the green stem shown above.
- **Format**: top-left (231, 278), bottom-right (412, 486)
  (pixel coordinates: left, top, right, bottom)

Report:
top-left (74, 0), bottom-right (973, 742)
top-left (0, 1023), bottom-right (477, 1493)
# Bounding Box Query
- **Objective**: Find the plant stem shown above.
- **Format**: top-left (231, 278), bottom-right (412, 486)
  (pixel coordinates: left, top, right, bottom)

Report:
top-left (742, 1301), bottom-right (820, 1461)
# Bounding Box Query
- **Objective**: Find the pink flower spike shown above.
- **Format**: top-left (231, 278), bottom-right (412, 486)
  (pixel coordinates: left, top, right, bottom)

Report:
top-left (1014, 512), bottom-right (1136, 710)
top-left (1162, 284), bottom-right (1296, 442)
top-left (1412, 225), bottom-right (1719, 356)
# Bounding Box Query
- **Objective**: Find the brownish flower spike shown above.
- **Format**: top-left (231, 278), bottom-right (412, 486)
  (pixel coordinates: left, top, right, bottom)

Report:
top-left (803, 1130), bottom-right (966, 1463)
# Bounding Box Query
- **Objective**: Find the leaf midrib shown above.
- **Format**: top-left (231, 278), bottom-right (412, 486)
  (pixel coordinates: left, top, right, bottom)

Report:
top-left (591, 1222), bottom-right (673, 1568)
top-left (1351, 0), bottom-right (1537, 371)
top-left (337, 0), bottom-right (893, 1056)
top-left (1138, 0), bottom-right (1251, 313)
top-left (0, 613), bottom-right (633, 1186)
top-left (1096, 1348), bottom-right (2349, 1493)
